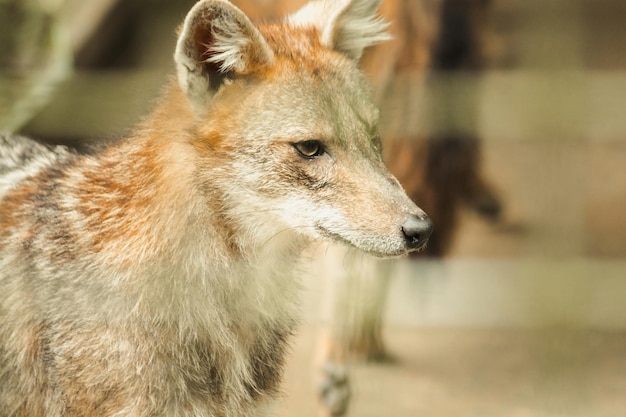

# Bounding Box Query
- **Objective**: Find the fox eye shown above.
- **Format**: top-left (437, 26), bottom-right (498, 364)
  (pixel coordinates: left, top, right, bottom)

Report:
top-left (293, 140), bottom-right (325, 159)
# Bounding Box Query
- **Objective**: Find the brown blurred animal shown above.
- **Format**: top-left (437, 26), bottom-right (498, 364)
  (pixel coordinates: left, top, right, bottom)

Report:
top-left (234, 0), bottom-right (502, 415)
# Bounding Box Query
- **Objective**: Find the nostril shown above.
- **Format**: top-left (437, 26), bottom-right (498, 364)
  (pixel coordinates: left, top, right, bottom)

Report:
top-left (401, 215), bottom-right (434, 249)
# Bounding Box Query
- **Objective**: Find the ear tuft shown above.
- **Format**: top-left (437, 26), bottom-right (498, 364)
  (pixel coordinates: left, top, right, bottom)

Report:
top-left (289, 0), bottom-right (391, 60)
top-left (174, 0), bottom-right (274, 112)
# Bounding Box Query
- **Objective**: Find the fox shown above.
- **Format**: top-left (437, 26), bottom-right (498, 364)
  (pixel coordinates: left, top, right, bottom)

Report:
top-left (0, 0), bottom-right (433, 416)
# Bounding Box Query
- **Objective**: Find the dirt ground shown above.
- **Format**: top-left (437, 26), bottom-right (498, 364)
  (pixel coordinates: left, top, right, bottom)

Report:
top-left (278, 326), bottom-right (626, 417)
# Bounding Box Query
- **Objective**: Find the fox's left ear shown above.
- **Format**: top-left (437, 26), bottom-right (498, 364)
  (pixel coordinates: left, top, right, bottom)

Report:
top-left (289, 0), bottom-right (390, 61)
top-left (174, 0), bottom-right (274, 112)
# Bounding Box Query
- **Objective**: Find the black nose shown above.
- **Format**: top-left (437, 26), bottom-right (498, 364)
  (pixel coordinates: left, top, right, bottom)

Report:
top-left (401, 215), bottom-right (433, 250)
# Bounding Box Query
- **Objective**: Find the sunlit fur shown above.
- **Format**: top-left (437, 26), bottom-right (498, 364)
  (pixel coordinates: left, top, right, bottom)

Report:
top-left (0, 1), bottom-right (428, 416)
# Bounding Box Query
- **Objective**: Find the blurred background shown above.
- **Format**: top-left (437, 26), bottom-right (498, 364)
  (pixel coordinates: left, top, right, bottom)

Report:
top-left (1, 0), bottom-right (625, 416)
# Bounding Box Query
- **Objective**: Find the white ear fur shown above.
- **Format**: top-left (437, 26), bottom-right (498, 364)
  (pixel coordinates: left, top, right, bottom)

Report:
top-left (288, 0), bottom-right (391, 60)
top-left (174, 0), bottom-right (274, 112)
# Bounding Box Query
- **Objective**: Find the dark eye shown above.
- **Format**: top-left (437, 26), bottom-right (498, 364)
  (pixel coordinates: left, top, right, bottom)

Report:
top-left (293, 140), bottom-right (325, 159)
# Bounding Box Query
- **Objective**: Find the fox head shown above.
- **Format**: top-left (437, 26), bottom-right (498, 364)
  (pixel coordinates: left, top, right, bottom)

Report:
top-left (173, 0), bottom-right (432, 258)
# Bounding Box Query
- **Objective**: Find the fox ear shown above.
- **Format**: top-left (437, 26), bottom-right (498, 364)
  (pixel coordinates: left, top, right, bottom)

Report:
top-left (289, 0), bottom-right (390, 61)
top-left (174, 0), bottom-right (274, 112)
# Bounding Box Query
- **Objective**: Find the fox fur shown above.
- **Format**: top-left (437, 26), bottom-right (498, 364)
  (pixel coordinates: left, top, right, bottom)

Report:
top-left (0, 0), bottom-right (432, 416)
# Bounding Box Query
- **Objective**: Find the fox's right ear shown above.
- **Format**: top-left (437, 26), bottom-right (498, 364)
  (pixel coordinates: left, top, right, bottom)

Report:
top-left (174, 0), bottom-right (274, 113)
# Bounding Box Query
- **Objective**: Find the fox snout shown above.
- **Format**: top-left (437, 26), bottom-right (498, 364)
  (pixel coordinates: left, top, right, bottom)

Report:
top-left (295, 164), bottom-right (433, 258)
top-left (401, 214), bottom-right (434, 251)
